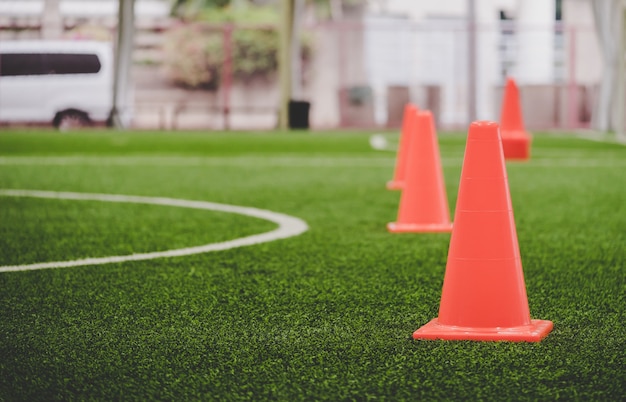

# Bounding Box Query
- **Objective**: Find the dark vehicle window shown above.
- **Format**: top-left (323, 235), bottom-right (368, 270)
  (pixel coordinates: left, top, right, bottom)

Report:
top-left (0, 53), bottom-right (44, 76)
top-left (0, 53), bottom-right (101, 76)
top-left (45, 53), bottom-right (101, 75)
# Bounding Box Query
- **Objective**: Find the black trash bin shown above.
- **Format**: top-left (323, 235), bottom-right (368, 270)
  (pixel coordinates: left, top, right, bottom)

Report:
top-left (288, 100), bottom-right (310, 129)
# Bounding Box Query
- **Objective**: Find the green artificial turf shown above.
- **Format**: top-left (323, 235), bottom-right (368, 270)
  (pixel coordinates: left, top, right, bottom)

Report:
top-left (0, 129), bottom-right (624, 401)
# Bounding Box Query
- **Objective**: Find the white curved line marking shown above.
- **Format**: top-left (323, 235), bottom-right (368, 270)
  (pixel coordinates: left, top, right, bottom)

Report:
top-left (0, 189), bottom-right (309, 273)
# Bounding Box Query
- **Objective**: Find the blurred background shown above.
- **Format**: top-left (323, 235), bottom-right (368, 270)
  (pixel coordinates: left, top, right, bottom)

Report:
top-left (0, 0), bottom-right (622, 133)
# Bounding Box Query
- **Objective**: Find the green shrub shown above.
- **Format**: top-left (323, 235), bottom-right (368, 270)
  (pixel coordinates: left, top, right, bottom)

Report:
top-left (163, 6), bottom-right (311, 89)
top-left (163, 23), bottom-right (282, 89)
top-left (163, 23), bottom-right (224, 89)
top-left (233, 28), bottom-right (278, 79)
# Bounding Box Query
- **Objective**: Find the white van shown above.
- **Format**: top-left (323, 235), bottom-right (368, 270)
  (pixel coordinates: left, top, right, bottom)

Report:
top-left (0, 40), bottom-right (114, 129)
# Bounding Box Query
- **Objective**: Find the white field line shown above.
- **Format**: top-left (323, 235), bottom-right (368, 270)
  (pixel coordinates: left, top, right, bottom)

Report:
top-left (512, 159), bottom-right (626, 167)
top-left (367, 134), bottom-right (625, 167)
top-left (0, 154), bottom-right (623, 169)
top-left (573, 131), bottom-right (626, 145)
top-left (0, 189), bottom-right (309, 273)
top-left (0, 155), bottom-right (396, 167)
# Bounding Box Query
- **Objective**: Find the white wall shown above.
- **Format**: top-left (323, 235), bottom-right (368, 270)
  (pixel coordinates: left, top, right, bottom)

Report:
top-left (0, 0), bottom-right (170, 18)
top-left (511, 0), bottom-right (556, 84)
top-left (474, 0), bottom-right (500, 120)
top-left (363, 15), bottom-right (413, 125)
top-left (363, 0), bottom-right (563, 126)
top-left (562, 0), bottom-right (602, 85)
top-left (369, 0), bottom-right (466, 20)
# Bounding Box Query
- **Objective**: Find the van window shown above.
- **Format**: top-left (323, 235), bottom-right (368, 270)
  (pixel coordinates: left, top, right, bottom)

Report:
top-left (0, 53), bottom-right (101, 77)
top-left (0, 54), bottom-right (44, 76)
top-left (45, 54), bottom-right (102, 75)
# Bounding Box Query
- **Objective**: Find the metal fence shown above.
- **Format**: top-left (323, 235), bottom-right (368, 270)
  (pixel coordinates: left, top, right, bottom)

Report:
top-left (132, 19), bottom-right (600, 131)
top-left (0, 16), bottom-right (602, 131)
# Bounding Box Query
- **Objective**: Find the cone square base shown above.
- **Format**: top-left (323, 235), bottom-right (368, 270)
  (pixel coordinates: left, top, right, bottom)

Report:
top-left (412, 318), bottom-right (553, 342)
top-left (387, 222), bottom-right (453, 233)
top-left (501, 134), bottom-right (531, 160)
top-left (386, 180), bottom-right (404, 190)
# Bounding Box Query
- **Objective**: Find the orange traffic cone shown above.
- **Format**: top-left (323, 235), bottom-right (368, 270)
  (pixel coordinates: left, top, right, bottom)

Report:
top-left (387, 110), bottom-right (452, 233)
top-left (500, 77), bottom-right (531, 160)
top-left (387, 104), bottom-right (418, 190)
top-left (413, 121), bottom-right (552, 341)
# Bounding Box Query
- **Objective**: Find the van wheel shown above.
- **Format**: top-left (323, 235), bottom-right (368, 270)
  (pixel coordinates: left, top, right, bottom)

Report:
top-left (54, 111), bottom-right (90, 131)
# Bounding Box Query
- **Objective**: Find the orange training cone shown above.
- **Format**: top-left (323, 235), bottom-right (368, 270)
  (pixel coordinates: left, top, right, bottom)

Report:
top-left (387, 104), bottom-right (418, 190)
top-left (413, 121), bottom-right (552, 341)
top-left (500, 77), bottom-right (531, 160)
top-left (387, 110), bottom-right (452, 233)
